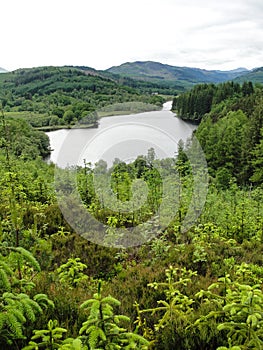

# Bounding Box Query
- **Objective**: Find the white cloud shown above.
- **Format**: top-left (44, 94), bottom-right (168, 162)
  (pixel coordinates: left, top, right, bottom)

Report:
top-left (1, 0), bottom-right (263, 71)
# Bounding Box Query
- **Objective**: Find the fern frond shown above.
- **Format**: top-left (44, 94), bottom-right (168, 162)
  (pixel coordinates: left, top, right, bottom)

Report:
top-left (20, 298), bottom-right (38, 322)
top-left (33, 293), bottom-right (55, 310)
top-left (0, 267), bottom-right (11, 291)
top-left (0, 312), bottom-right (6, 330)
top-left (0, 256), bottom-right (13, 274)
top-left (80, 298), bottom-right (98, 309)
top-left (113, 315), bottom-right (130, 324)
top-left (2, 291), bottom-right (18, 305)
top-left (10, 307), bottom-right (27, 324)
top-left (0, 290), bottom-right (53, 344)
top-left (87, 325), bottom-right (106, 348)
top-left (101, 296), bottom-right (121, 307)
top-left (79, 323), bottom-right (96, 335)
top-left (5, 312), bottom-right (24, 338)
top-left (14, 247), bottom-right (41, 271)
top-left (124, 332), bottom-right (150, 345)
top-left (88, 326), bottom-right (100, 348)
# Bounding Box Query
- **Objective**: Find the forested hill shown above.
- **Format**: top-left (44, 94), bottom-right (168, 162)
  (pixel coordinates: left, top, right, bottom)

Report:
top-left (173, 81), bottom-right (255, 122)
top-left (0, 66), bottom-right (166, 129)
top-left (173, 81), bottom-right (263, 186)
top-left (1, 63), bottom-right (262, 131)
top-left (235, 66), bottom-right (263, 83)
top-left (106, 61), bottom-right (249, 87)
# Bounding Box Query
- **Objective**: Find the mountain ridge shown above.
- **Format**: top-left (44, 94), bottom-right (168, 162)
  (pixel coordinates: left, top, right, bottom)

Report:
top-left (106, 60), bottom-right (250, 85)
top-left (1, 61), bottom-right (262, 92)
top-left (234, 66), bottom-right (263, 83)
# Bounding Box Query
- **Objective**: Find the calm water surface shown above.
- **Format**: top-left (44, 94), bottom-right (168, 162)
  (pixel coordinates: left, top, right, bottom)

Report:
top-left (47, 102), bottom-right (196, 167)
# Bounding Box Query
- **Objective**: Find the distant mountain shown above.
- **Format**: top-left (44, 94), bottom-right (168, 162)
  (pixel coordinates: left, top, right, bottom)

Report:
top-left (234, 67), bottom-right (263, 84)
top-left (228, 67), bottom-right (249, 74)
top-left (0, 67), bottom-right (7, 73)
top-left (106, 61), bottom-right (249, 86)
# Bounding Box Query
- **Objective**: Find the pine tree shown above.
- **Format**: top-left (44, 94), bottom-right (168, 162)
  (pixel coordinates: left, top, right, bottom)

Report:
top-left (79, 281), bottom-right (149, 349)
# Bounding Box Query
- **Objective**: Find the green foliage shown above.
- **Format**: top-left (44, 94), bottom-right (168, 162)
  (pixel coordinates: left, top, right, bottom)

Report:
top-left (0, 114), bottom-right (50, 159)
top-left (217, 347), bottom-right (242, 350)
top-left (57, 258), bottom-right (88, 288)
top-left (250, 124), bottom-right (263, 183)
top-left (0, 165), bottom-right (262, 349)
top-left (136, 266), bottom-right (196, 348)
top-left (195, 275), bottom-right (263, 349)
top-left (23, 319), bottom-right (67, 349)
top-left (75, 153), bottom-right (165, 236)
top-left (0, 291), bottom-right (54, 346)
top-left (60, 338), bottom-right (87, 350)
top-left (79, 281), bottom-right (149, 349)
top-left (196, 110), bottom-right (249, 184)
top-left (174, 83), bottom-right (215, 122)
top-left (216, 284), bottom-right (263, 349)
top-left (0, 66), bottom-right (168, 128)
top-left (188, 83), bottom-right (263, 185)
top-left (0, 256), bottom-right (13, 291)
top-left (173, 81), bottom-right (254, 122)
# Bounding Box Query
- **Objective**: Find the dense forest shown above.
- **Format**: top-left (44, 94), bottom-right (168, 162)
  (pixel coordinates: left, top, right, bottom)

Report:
top-left (0, 73), bottom-right (263, 349)
top-left (0, 66), bottom-right (167, 130)
top-left (173, 81), bottom-right (263, 187)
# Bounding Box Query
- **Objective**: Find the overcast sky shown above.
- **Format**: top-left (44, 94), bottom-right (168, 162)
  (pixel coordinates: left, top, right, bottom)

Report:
top-left (1, 0), bottom-right (263, 71)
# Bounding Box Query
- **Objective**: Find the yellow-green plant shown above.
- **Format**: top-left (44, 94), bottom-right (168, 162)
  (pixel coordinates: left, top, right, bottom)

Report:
top-left (79, 281), bottom-right (149, 349)
top-left (22, 319), bottom-right (67, 350)
top-left (138, 266), bottom-right (196, 331)
top-left (195, 275), bottom-right (263, 349)
top-left (57, 258), bottom-right (88, 288)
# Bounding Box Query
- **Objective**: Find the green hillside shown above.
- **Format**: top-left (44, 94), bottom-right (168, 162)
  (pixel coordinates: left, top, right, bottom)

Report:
top-left (173, 80), bottom-right (263, 185)
top-left (235, 66), bottom-right (263, 83)
top-left (0, 62), bottom-right (258, 131)
top-left (0, 66), bottom-right (166, 129)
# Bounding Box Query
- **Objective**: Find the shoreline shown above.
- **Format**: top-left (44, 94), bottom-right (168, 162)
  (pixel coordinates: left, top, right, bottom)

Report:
top-left (41, 101), bottom-right (173, 132)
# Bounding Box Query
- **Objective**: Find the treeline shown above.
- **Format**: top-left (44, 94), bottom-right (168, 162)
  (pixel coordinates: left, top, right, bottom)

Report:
top-left (0, 66), bottom-right (166, 128)
top-left (173, 81), bottom-right (263, 186)
top-left (173, 81), bottom-right (255, 122)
